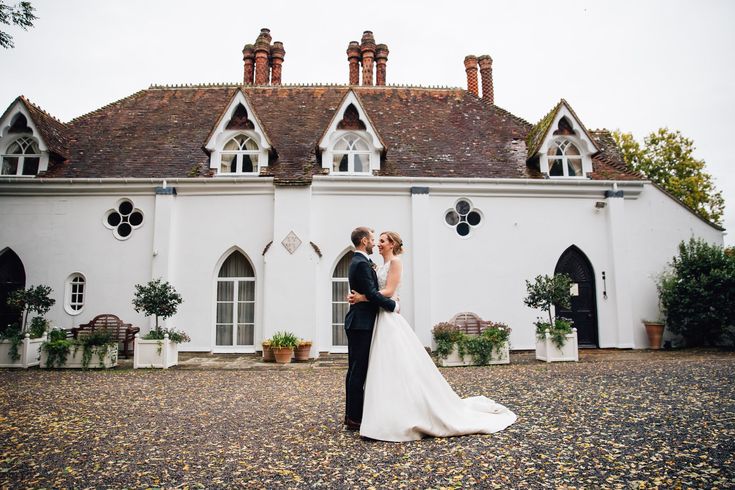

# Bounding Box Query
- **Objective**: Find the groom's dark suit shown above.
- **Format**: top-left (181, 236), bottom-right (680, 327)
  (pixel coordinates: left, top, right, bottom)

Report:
top-left (344, 251), bottom-right (396, 423)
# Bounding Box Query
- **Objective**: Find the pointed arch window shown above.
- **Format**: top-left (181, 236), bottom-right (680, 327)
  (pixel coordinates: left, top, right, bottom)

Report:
top-left (331, 251), bottom-right (353, 347)
top-left (548, 139), bottom-right (583, 177)
top-left (216, 251), bottom-right (255, 348)
top-left (332, 134), bottom-right (371, 174)
top-left (2, 136), bottom-right (40, 176)
top-left (220, 134), bottom-right (259, 174)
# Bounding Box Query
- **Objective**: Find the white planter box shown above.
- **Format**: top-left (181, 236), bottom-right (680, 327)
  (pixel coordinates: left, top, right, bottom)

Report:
top-left (40, 344), bottom-right (118, 369)
top-left (438, 341), bottom-right (510, 366)
top-left (134, 334), bottom-right (178, 369)
top-left (536, 328), bottom-right (579, 362)
top-left (0, 334), bottom-right (46, 368)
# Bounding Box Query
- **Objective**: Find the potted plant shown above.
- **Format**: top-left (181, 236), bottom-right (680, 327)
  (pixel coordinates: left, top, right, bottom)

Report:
top-left (131, 279), bottom-right (187, 369)
top-left (41, 329), bottom-right (118, 369)
top-left (432, 321), bottom-right (511, 367)
top-left (294, 339), bottom-right (312, 361)
top-left (261, 339), bottom-right (275, 362)
top-left (524, 273), bottom-right (579, 362)
top-left (0, 285), bottom-right (55, 368)
top-left (270, 331), bottom-right (299, 364)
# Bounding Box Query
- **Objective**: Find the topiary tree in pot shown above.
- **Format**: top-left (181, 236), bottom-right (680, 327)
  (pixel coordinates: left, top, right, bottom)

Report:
top-left (524, 273), bottom-right (578, 362)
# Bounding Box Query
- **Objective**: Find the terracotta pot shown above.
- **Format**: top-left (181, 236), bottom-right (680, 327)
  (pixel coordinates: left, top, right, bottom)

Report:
top-left (262, 343), bottom-right (275, 362)
top-left (643, 321), bottom-right (665, 350)
top-left (272, 347), bottom-right (294, 364)
top-left (294, 343), bottom-right (311, 361)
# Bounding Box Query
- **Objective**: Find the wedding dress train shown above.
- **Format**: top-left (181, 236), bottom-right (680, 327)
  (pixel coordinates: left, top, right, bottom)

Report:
top-left (360, 262), bottom-right (517, 442)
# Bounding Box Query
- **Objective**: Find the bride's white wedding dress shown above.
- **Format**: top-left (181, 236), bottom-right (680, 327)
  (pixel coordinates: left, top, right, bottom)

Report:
top-left (360, 261), bottom-right (517, 442)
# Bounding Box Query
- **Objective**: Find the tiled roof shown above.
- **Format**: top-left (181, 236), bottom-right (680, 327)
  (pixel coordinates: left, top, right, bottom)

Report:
top-left (588, 130), bottom-right (643, 181)
top-left (24, 84), bottom-right (638, 182)
top-left (14, 96), bottom-right (70, 158)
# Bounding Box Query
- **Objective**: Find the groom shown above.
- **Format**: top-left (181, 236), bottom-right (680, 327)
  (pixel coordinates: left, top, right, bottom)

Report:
top-left (343, 226), bottom-right (397, 430)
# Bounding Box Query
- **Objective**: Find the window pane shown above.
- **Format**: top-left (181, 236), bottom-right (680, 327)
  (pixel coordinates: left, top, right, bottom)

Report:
top-left (238, 281), bottom-right (254, 301)
top-left (353, 154), bottom-right (366, 173)
top-left (565, 143), bottom-right (581, 156)
top-left (216, 324), bottom-right (233, 345)
top-left (238, 302), bottom-right (254, 323)
top-left (353, 139), bottom-right (369, 152)
top-left (219, 252), bottom-right (253, 277)
top-left (332, 280), bottom-right (349, 300)
top-left (119, 201), bottom-right (133, 215)
top-left (332, 325), bottom-right (347, 346)
top-left (2, 157), bottom-right (18, 175)
top-left (244, 137), bottom-right (258, 151)
top-left (568, 158), bottom-right (582, 176)
top-left (456, 200), bottom-right (471, 215)
top-left (445, 210), bottom-right (460, 226)
top-left (221, 153), bottom-right (236, 173)
top-left (549, 159), bottom-right (563, 176)
top-left (334, 153), bottom-right (348, 172)
top-left (216, 302), bottom-right (233, 323)
top-left (237, 324), bottom-right (253, 345)
top-left (217, 281), bottom-right (233, 301)
top-left (457, 223), bottom-right (470, 236)
top-left (224, 137), bottom-right (240, 151)
top-left (334, 137), bottom-right (350, 152)
top-left (333, 253), bottom-right (353, 277)
top-left (242, 154), bottom-right (254, 173)
top-left (129, 211), bottom-right (143, 226)
top-left (22, 157), bottom-right (39, 175)
top-left (467, 211), bottom-right (481, 226)
top-left (107, 212), bottom-right (122, 227)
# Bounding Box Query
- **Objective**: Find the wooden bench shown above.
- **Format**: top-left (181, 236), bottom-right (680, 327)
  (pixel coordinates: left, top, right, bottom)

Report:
top-left (71, 314), bottom-right (140, 358)
top-left (449, 312), bottom-right (491, 336)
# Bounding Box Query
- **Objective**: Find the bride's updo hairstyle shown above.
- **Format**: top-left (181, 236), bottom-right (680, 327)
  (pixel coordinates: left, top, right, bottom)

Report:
top-left (382, 231), bottom-right (404, 255)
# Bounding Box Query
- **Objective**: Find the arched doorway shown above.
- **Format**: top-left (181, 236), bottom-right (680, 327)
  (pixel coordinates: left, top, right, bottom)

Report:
top-left (555, 246), bottom-right (598, 347)
top-left (331, 251), bottom-right (354, 348)
top-left (0, 248), bottom-right (25, 334)
top-left (215, 250), bottom-right (255, 350)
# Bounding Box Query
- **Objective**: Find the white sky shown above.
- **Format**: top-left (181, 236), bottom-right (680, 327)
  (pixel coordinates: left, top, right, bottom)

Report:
top-left (2, 0), bottom-right (733, 244)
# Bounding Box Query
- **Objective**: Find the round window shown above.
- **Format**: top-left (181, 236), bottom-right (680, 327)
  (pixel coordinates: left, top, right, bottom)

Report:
top-left (444, 199), bottom-right (482, 237)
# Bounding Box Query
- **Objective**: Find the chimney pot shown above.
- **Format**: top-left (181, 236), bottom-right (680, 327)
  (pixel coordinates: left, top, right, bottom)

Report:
top-left (375, 44), bottom-right (389, 86)
top-left (347, 41), bottom-right (361, 85)
top-left (254, 28), bottom-right (272, 85)
top-left (360, 31), bottom-right (376, 86)
top-left (477, 54), bottom-right (494, 104)
top-left (463, 55), bottom-right (478, 96)
top-left (242, 44), bottom-right (255, 85)
top-left (270, 41), bottom-right (285, 85)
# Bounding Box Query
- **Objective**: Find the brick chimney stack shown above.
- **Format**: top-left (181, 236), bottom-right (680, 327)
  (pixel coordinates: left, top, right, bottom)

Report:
top-left (375, 44), bottom-right (389, 86)
top-left (464, 55), bottom-right (479, 96)
top-left (242, 44), bottom-right (255, 85)
top-left (254, 28), bottom-right (272, 85)
top-left (360, 31), bottom-right (376, 86)
top-left (347, 41), bottom-right (361, 85)
top-left (270, 41), bottom-right (285, 85)
top-left (478, 54), bottom-right (494, 104)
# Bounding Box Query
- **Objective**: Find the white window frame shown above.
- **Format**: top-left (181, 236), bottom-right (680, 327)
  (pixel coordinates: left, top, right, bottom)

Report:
top-left (546, 138), bottom-right (585, 178)
top-left (330, 132), bottom-right (373, 175)
top-left (219, 133), bottom-right (261, 175)
top-left (214, 253), bottom-right (256, 353)
top-left (64, 273), bottom-right (86, 315)
top-left (1, 136), bottom-right (41, 177)
top-left (330, 252), bottom-right (352, 353)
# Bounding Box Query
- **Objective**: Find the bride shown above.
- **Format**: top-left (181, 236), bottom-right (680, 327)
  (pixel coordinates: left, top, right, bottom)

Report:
top-left (348, 231), bottom-right (517, 442)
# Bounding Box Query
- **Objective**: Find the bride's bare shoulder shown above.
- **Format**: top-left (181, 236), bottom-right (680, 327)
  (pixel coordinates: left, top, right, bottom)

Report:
top-left (389, 257), bottom-right (403, 267)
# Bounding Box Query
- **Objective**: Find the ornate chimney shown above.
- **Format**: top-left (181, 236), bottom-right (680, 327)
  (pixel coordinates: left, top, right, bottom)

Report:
top-left (347, 41), bottom-right (361, 85)
top-left (478, 54), bottom-right (494, 104)
top-left (375, 44), bottom-right (389, 86)
top-left (464, 55), bottom-right (478, 96)
top-left (242, 44), bottom-right (255, 85)
top-left (270, 41), bottom-right (285, 85)
top-left (360, 31), bottom-right (376, 86)
top-left (254, 28), bottom-right (272, 85)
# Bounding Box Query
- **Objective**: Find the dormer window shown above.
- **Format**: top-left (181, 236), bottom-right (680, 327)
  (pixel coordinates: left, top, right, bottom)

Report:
top-left (548, 139), bottom-right (583, 177)
top-left (221, 134), bottom-right (259, 174)
top-left (2, 136), bottom-right (40, 176)
top-left (332, 133), bottom-right (371, 173)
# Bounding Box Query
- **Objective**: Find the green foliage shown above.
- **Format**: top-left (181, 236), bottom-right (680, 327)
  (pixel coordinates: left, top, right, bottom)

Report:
top-left (47, 328), bottom-right (67, 342)
top-left (612, 129), bottom-right (725, 225)
top-left (142, 327), bottom-right (191, 344)
top-left (132, 279), bottom-right (183, 332)
top-left (523, 273), bottom-right (573, 326)
top-left (431, 321), bottom-right (511, 364)
top-left (270, 331), bottom-right (299, 349)
top-left (535, 317), bottom-right (574, 349)
top-left (431, 322), bottom-right (465, 359)
top-left (0, 1), bottom-right (37, 49)
top-left (28, 316), bottom-right (48, 338)
top-left (42, 329), bottom-right (116, 369)
top-left (42, 338), bottom-right (72, 368)
top-left (0, 323), bottom-right (22, 360)
top-left (7, 284), bottom-right (55, 333)
top-left (658, 238), bottom-right (735, 347)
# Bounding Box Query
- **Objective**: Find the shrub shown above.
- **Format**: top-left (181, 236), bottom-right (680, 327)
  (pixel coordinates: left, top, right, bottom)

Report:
top-left (132, 279), bottom-right (183, 333)
top-left (6, 285), bottom-right (55, 334)
top-left (658, 238), bottom-right (735, 346)
top-left (432, 322), bottom-right (465, 359)
top-left (432, 321), bottom-right (510, 363)
top-left (142, 327), bottom-right (191, 344)
top-left (535, 317), bottom-right (574, 349)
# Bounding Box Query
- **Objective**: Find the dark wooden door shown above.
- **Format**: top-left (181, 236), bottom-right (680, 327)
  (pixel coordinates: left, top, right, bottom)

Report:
top-left (555, 246), bottom-right (598, 347)
top-left (0, 248), bottom-right (25, 334)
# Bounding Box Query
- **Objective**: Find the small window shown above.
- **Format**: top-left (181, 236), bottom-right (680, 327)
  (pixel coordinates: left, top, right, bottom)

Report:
top-left (548, 139), bottom-right (583, 177)
top-left (220, 134), bottom-right (259, 174)
top-left (332, 134), bottom-right (371, 174)
top-left (64, 273), bottom-right (86, 315)
top-left (1, 136), bottom-right (40, 176)
top-left (445, 199), bottom-right (482, 237)
top-left (103, 199), bottom-right (144, 240)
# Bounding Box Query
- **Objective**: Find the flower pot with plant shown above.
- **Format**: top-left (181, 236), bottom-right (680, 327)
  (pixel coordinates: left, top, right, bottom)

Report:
top-left (261, 339), bottom-right (275, 362)
top-left (524, 273), bottom-right (579, 363)
top-left (270, 331), bottom-right (299, 364)
top-left (433, 321), bottom-right (510, 367)
top-left (0, 285), bottom-right (55, 368)
top-left (41, 329), bottom-right (118, 369)
top-left (131, 279), bottom-right (187, 369)
top-left (294, 339), bottom-right (312, 361)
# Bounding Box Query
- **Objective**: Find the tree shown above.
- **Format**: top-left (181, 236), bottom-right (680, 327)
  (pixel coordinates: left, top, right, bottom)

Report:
top-left (6, 284), bottom-right (55, 333)
top-left (0, 1), bottom-right (37, 49)
top-left (612, 128), bottom-right (725, 225)
top-left (658, 238), bottom-right (735, 347)
top-left (132, 279), bottom-right (183, 333)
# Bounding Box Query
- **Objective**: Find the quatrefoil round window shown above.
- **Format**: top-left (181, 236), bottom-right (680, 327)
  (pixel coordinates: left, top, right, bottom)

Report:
top-left (103, 199), bottom-right (144, 240)
top-left (444, 199), bottom-right (482, 237)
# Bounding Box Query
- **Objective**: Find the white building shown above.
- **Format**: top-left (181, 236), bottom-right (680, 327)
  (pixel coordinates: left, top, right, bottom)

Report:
top-left (0, 29), bottom-right (723, 355)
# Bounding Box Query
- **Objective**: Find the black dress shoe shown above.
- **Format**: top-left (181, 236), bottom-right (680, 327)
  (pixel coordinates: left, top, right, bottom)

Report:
top-left (345, 418), bottom-right (361, 430)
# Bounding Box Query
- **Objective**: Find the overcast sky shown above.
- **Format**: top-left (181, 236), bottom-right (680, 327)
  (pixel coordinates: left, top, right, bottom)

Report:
top-left (2, 0), bottom-right (733, 244)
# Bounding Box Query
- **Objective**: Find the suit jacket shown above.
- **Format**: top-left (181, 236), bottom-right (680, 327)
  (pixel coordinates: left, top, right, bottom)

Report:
top-left (344, 252), bottom-right (396, 331)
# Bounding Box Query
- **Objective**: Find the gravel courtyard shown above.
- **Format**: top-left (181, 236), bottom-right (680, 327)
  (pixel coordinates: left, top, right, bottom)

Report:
top-left (1, 350), bottom-right (734, 489)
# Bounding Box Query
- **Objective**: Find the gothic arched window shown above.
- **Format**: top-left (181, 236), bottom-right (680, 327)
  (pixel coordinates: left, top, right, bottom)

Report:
top-left (220, 134), bottom-right (260, 174)
top-left (1, 136), bottom-right (40, 176)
